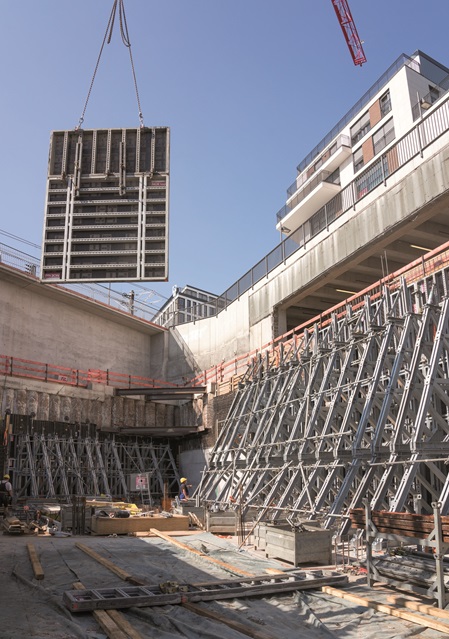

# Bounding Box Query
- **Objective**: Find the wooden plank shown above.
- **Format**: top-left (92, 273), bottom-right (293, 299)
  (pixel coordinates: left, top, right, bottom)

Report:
top-left (75, 542), bottom-right (146, 586)
top-left (26, 543), bottom-right (44, 580)
top-left (350, 508), bottom-right (449, 524)
top-left (349, 509), bottom-right (449, 536)
top-left (386, 595), bottom-right (449, 621)
top-left (189, 512), bottom-right (204, 530)
top-left (72, 582), bottom-right (130, 639)
top-left (365, 523), bottom-right (449, 542)
top-left (182, 601), bottom-right (277, 639)
top-left (105, 609), bottom-right (146, 639)
top-left (130, 529), bottom-right (201, 537)
top-left (149, 528), bottom-right (255, 577)
top-left (322, 586), bottom-right (449, 634)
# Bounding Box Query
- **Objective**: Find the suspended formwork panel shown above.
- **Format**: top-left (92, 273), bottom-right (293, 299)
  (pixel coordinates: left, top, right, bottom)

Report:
top-left (199, 272), bottom-right (449, 535)
top-left (41, 127), bottom-right (170, 283)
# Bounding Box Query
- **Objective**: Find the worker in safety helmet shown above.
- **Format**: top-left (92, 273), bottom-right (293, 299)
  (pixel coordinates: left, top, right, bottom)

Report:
top-left (0, 474), bottom-right (13, 513)
top-left (179, 477), bottom-right (192, 501)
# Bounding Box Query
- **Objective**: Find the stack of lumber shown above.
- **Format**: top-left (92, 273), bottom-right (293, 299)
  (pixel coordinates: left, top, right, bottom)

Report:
top-left (349, 509), bottom-right (449, 541)
top-left (2, 515), bottom-right (26, 534)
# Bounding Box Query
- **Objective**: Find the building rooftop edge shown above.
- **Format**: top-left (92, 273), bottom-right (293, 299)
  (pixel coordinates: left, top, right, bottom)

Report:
top-left (295, 50), bottom-right (449, 177)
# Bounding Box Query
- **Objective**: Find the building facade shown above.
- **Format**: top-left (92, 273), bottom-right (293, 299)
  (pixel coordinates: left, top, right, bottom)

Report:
top-left (276, 50), bottom-right (449, 243)
top-left (153, 284), bottom-right (223, 328)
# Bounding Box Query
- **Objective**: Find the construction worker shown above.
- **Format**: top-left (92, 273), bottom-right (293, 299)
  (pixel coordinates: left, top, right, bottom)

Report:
top-left (179, 477), bottom-right (191, 501)
top-left (0, 474), bottom-right (13, 513)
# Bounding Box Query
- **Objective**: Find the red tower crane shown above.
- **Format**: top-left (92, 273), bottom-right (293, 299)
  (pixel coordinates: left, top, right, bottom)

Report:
top-left (331, 0), bottom-right (366, 67)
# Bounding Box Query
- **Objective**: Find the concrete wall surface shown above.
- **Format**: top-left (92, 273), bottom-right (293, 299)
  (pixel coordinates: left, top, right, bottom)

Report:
top-left (0, 265), bottom-right (164, 379)
top-left (0, 375), bottom-right (205, 434)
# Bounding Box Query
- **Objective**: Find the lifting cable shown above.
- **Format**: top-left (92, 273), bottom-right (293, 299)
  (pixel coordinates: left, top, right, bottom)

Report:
top-left (76, 0), bottom-right (144, 130)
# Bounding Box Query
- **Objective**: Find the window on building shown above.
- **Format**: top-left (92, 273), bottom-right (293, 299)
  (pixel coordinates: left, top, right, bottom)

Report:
top-left (380, 90), bottom-right (392, 117)
top-left (373, 118), bottom-right (395, 155)
top-left (350, 111), bottom-right (370, 145)
top-left (353, 147), bottom-right (364, 173)
top-left (326, 168), bottom-right (340, 185)
top-left (429, 85), bottom-right (440, 104)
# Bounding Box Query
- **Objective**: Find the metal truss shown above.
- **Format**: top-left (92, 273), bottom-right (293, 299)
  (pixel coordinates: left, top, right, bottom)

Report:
top-left (199, 274), bottom-right (449, 534)
top-left (10, 433), bottom-right (179, 503)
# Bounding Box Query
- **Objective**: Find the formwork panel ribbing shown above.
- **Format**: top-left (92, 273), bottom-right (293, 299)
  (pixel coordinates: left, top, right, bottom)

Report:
top-left (41, 127), bottom-right (170, 283)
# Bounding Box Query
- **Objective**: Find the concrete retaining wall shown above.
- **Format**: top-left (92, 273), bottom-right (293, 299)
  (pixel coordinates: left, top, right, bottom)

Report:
top-left (0, 266), bottom-right (164, 379)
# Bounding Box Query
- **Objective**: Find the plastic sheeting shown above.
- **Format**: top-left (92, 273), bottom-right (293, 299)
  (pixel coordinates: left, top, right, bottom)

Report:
top-left (0, 531), bottom-right (445, 639)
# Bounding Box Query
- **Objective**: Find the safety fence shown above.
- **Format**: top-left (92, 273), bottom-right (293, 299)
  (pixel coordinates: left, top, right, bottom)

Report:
top-left (0, 355), bottom-right (177, 390)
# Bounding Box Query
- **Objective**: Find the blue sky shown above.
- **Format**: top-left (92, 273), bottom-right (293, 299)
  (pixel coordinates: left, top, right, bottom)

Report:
top-left (1, 0), bottom-right (448, 303)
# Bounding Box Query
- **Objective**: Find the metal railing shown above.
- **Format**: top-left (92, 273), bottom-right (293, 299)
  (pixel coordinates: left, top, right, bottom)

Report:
top-left (277, 169), bottom-right (339, 224)
top-left (286, 134), bottom-right (350, 198)
top-left (215, 88), bottom-right (449, 316)
top-left (0, 354), bottom-right (177, 390)
top-left (191, 239), bottom-right (449, 391)
top-left (3, 242), bottom-right (449, 396)
top-left (0, 243), bottom-right (164, 324)
top-left (295, 52), bottom-right (420, 174)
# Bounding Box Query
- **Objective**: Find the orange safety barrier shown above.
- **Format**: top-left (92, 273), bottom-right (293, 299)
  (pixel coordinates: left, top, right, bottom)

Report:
top-left (0, 355), bottom-right (180, 391)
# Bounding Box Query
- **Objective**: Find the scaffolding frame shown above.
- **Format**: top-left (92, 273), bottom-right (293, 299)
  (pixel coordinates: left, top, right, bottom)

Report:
top-left (9, 430), bottom-right (179, 503)
top-left (199, 272), bottom-right (449, 534)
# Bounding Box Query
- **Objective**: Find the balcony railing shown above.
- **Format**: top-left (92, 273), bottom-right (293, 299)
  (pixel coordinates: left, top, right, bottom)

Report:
top-left (295, 53), bottom-right (420, 175)
top-left (277, 169), bottom-right (340, 224)
top-left (216, 89), bottom-right (449, 317)
top-left (286, 134), bottom-right (350, 197)
top-left (411, 73), bottom-right (449, 121)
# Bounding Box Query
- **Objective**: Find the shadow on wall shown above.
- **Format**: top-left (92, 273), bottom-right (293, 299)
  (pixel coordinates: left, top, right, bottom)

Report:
top-left (149, 329), bottom-right (201, 384)
top-left (179, 448), bottom-right (210, 494)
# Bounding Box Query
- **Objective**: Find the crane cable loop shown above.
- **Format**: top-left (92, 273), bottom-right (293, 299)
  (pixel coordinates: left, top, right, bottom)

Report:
top-left (76, 0), bottom-right (144, 130)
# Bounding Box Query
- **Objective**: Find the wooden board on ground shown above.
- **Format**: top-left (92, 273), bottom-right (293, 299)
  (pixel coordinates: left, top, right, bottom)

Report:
top-left (322, 586), bottom-right (449, 634)
top-left (27, 543), bottom-right (44, 580)
top-left (182, 601), bottom-right (277, 639)
top-left (130, 529), bottom-right (201, 537)
top-left (73, 581), bottom-right (144, 639)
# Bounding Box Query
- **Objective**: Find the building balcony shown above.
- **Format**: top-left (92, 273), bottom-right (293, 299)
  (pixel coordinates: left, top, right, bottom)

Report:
top-left (287, 134), bottom-right (351, 197)
top-left (276, 170), bottom-right (341, 234)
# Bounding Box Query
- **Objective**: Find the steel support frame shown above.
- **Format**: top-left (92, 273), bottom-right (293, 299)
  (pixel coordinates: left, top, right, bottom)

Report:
top-left (199, 273), bottom-right (449, 535)
top-left (10, 434), bottom-right (179, 502)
